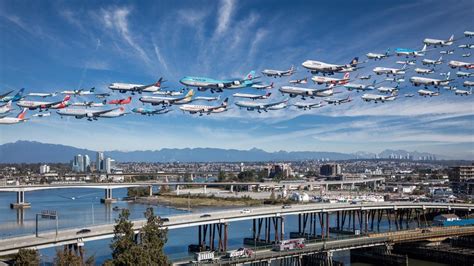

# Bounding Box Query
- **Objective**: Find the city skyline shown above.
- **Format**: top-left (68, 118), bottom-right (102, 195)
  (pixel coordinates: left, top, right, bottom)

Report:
top-left (0, 0), bottom-right (473, 159)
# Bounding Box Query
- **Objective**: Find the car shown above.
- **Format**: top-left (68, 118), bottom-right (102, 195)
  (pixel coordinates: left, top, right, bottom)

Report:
top-left (160, 217), bottom-right (170, 222)
top-left (76, 229), bottom-right (91, 235)
top-left (282, 205), bottom-right (292, 209)
top-left (240, 209), bottom-right (251, 214)
top-left (422, 229), bottom-right (432, 233)
top-left (200, 214), bottom-right (211, 218)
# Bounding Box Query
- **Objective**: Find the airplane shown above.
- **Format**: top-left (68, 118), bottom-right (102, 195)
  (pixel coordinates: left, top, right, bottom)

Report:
top-left (414, 68), bottom-right (435, 75)
top-left (139, 89), bottom-right (194, 106)
top-left (439, 50), bottom-right (454, 55)
top-left (71, 100), bottom-right (107, 108)
top-left (422, 56), bottom-right (443, 66)
top-left (377, 85), bottom-right (399, 94)
top-left (366, 49), bottom-right (391, 60)
top-left (293, 101), bottom-right (324, 110)
top-left (344, 80), bottom-right (378, 92)
top-left (261, 66), bottom-right (295, 78)
top-left (404, 93), bottom-right (415, 97)
top-left (456, 71), bottom-right (474, 78)
top-left (301, 57), bottom-right (360, 75)
top-left (179, 71), bottom-right (258, 92)
top-left (395, 45), bottom-right (427, 57)
top-left (108, 77), bottom-right (164, 94)
top-left (385, 77), bottom-right (405, 83)
top-left (179, 98), bottom-right (229, 116)
top-left (396, 60), bottom-right (416, 65)
top-left (233, 92), bottom-right (271, 100)
top-left (61, 87), bottom-right (95, 96)
top-left (289, 78), bottom-right (308, 84)
top-left (324, 95), bottom-right (352, 105)
top-left (449, 60), bottom-right (474, 69)
top-left (266, 102), bottom-right (288, 110)
top-left (152, 89), bottom-right (184, 96)
top-left (132, 107), bottom-right (171, 116)
top-left (252, 82), bottom-right (274, 89)
top-left (94, 92), bottom-right (110, 98)
top-left (465, 31), bottom-right (474, 38)
top-left (17, 95), bottom-right (71, 111)
top-left (27, 92), bottom-right (58, 98)
top-left (455, 88), bottom-right (472, 96)
top-left (373, 65), bottom-right (407, 76)
top-left (108, 96), bottom-right (132, 105)
top-left (463, 53), bottom-right (471, 57)
top-left (361, 92), bottom-right (397, 103)
top-left (234, 98), bottom-right (288, 113)
top-left (0, 109), bottom-right (27, 125)
top-left (0, 101), bottom-right (13, 116)
top-left (443, 85), bottom-right (457, 91)
top-left (312, 73), bottom-right (350, 85)
top-left (418, 89), bottom-right (440, 97)
top-left (358, 75), bottom-right (371, 80)
top-left (279, 85), bottom-right (339, 99)
top-left (458, 44), bottom-right (474, 49)
top-left (423, 35), bottom-right (454, 47)
top-left (464, 81), bottom-right (474, 87)
top-left (1, 88), bottom-right (24, 102)
top-left (57, 107), bottom-right (127, 121)
top-left (32, 112), bottom-right (51, 117)
top-left (194, 96), bottom-right (220, 101)
top-left (410, 72), bottom-right (453, 88)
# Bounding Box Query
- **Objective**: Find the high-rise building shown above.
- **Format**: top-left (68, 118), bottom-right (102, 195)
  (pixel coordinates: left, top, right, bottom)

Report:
top-left (105, 158), bottom-right (115, 174)
top-left (449, 164), bottom-right (474, 195)
top-left (320, 164), bottom-right (342, 177)
top-left (39, 164), bottom-right (50, 174)
top-left (84, 155), bottom-right (90, 172)
top-left (72, 154), bottom-right (84, 172)
top-left (96, 152), bottom-right (104, 173)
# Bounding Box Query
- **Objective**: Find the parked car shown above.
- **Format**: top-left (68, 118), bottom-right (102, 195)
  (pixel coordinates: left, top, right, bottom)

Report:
top-left (200, 214), bottom-right (211, 218)
top-left (282, 205), bottom-right (292, 209)
top-left (240, 209), bottom-right (251, 214)
top-left (76, 228), bottom-right (91, 235)
top-left (160, 217), bottom-right (170, 222)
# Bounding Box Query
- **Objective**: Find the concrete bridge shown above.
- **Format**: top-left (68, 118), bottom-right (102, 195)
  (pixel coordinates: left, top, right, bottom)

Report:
top-left (0, 202), bottom-right (471, 256)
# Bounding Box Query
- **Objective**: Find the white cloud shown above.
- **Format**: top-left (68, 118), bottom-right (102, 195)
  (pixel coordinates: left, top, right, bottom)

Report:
top-left (215, 0), bottom-right (235, 35)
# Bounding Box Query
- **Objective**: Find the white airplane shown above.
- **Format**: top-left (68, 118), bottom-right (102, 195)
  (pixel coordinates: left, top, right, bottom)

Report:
top-left (418, 89), bottom-right (440, 97)
top-left (301, 57), bottom-right (360, 75)
top-left (464, 81), bottom-right (474, 87)
top-left (179, 98), bottom-right (228, 116)
top-left (324, 95), bottom-right (352, 105)
top-left (0, 109), bottom-right (27, 125)
top-left (423, 35), bottom-right (454, 47)
top-left (373, 65), bottom-right (407, 76)
top-left (443, 85), bottom-right (457, 91)
top-left (455, 88), bottom-right (472, 96)
top-left (71, 100), bottom-right (107, 108)
top-left (312, 73), bottom-right (350, 85)
top-left (109, 78), bottom-right (164, 94)
top-left (152, 89), bottom-right (184, 96)
top-left (414, 68), bottom-right (435, 75)
top-left (139, 90), bottom-right (194, 106)
top-left (293, 101), bottom-right (324, 110)
top-left (366, 49), bottom-right (390, 60)
top-left (463, 53), bottom-right (471, 57)
top-left (404, 93), bottom-right (415, 97)
top-left (132, 107), bottom-right (171, 116)
top-left (94, 92), bottom-right (110, 98)
top-left (261, 66), bottom-right (295, 77)
top-left (17, 95), bottom-right (71, 111)
top-left (234, 98), bottom-right (289, 113)
top-left (439, 49), bottom-right (454, 55)
top-left (279, 85), bottom-right (338, 99)
top-left (361, 92), bottom-right (397, 103)
top-left (266, 102), bottom-right (288, 110)
top-left (456, 71), bottom-right (474, 78)
top-left (57, 107), bottom-right (127, 121)
top-left (396, 60), bottom-right (416, 65)
top-left (233, 92), bottom-right (271, 100)
top-left (194, 96), bottom-right (220, 102)
top-left (252, 82), bottom-right (274, 89)
top-left (458, 44), bottom-right (474, 49)
top-left (395, 45), bottom-right (427, 57)
top-left (289, 78), bottom-right (308, 84)
top-left (422, 56), bottom-right (443, 66)
top-left (27, 92), bottom-right (58, 98)
top-left (465, 31), bottom-right (474, 38)
top-left (449, 60), bottom-right (474, 69)
top-left (377, 85), bottom-right (399, 94)
top-left (61, 87), bottom-right (95, 96)
top-left (344, 80), bottom-right (377, 92)
top-left (385, 77), bottom-right (405, 83)
top-left (0, 101), bottom-right (13, 116)
top-left (32, 112), bottom-right (51, 117)
top-left (358, 75), bottom-right (371, 80)
top-left (410, 72), bottom-right (453, 88)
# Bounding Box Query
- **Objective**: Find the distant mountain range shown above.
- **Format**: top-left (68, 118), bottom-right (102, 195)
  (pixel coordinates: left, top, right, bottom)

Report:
top-left (0, 141), bottom-right (444, 163)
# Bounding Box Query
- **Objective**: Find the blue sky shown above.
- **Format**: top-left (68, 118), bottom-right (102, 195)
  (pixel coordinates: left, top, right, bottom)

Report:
top-left (0, 0), bottom-right (473, 159)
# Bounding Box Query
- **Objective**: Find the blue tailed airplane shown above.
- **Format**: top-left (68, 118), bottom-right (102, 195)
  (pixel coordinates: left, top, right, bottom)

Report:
top-left (179, 71), bottom-right (259, 93)
top-left (1, 88), bottom-right (24, 102)
top-left (395, 45), bottom-right (428, 57)
top-left (132, 107), bottom-right (172, 116)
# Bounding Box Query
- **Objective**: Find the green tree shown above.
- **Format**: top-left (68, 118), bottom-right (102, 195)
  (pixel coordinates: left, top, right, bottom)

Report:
top-left (109, 209), bottom-right (138, 265)
top-left (140, 208), bottom-right (169, 265)
top-left (237, 170), bottom-right (256, 182)
top-left (217, 171), bottom-right (227, 182)
top-left (13, 249), bottom-right (39, 266)
top-left (53, 248), bottom-right (95, 266)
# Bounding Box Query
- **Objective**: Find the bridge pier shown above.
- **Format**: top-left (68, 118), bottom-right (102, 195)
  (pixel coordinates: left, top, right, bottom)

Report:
top-left (189, 222), bottom-right (228, 253)
top-left (203, 185), bottom-right (207, 194)
top-left (147, 185), bottom-right (153, 197)
top-left (176, 185), bottom-right (180, 195)
top-left (10, 190), bottom-right (31, 209)
top-left (100, 188), bottom-right (117, 204)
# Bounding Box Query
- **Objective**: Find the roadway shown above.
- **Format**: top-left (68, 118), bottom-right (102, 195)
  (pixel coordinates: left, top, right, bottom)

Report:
top-left (0, 201), bottom-right (471, 256)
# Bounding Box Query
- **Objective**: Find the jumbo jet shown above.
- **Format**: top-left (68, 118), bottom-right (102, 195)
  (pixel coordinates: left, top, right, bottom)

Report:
top-left (373, 65), bottom-right (407, 76)
top-left (465, 31), bottom-right (474, 38)
top-left (458, 44), bottom-right (474, 49)
top-left (252, 82), bottom-right (274, 89)
top-left (261, 66), bottom-right (295, 78)
top-left (179, 98), bottom-right (229, 116)
top-left (312, 73), bottom-right (350, 85)
top-left (410, 72), bottom-right (453, 88)
top-left (289, 78), bottom-right (308, 84)
top-left (361, 92), bottom-right (397, 103)
top-left (139, 90), bottom-right (194, 106)
top-left (61, 87), bottom-right (95, 96)
top-left (395, 45), bottom-right (427, 57)
top-left (0, 101), bottom-right (13, 116)
top-left (414, 68), bottom-right (435, 75)
top-left (109, 77), bottom-right (164, 94)
top-left (179, 71), bottom-right (258, 92)
top-left (132, 107), bottom-right (171, 116)
top-left (449, 60), bottom-right (474, 69)
top-left (108, 96), bottom-right (132, 105)
top-left (418, 89), bottom-right (440, 97)
top-left (0, 109), bottom-right (27, 125)
top-left (17, 95), bottom-right (70, 111)
top-left (422, 56), bottom-right (443, 66)
top-left (423, 35), bottom-right (454, 47)
top-left (324, 95), bottom-right (352, 105)
top-left (57, 107), bottom-right (127, 121)
top-left (27, 92), bottom-right (58, 98)
top-left (235, 98), bottom-right (288, 113)
top-left (455, 88), bottom-right (472, 96)
top-left (233, 92), bottom-right (271, 100)
top-left (279, 85), bottom-right (338, 99)
top-left (1, 88), bottom-right (24, 102)
top-left (293, 101), bottom-right (324, 110)
top-left (301, 57), bottom-right (360, 75)
top-left (366, 49), bottom-right (390, 60)
top-left (464, 81), bottom-right (474, 87)
top-left (344, 80), bottom-right (377, 92)
top-left (71, 100), bottom-right (107, 108)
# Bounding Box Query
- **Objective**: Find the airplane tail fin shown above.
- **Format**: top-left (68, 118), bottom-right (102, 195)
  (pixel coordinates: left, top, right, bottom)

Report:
top-left (446, 72), bottom-right (451, 80)
top-left (343, 72), bottom-right (350, 80)
top-left (222, 97), bottom-right (229, 107)
top-left (90, 87), bottom-right (95, 92)
top-left (63, 95), bottom-right (71, 102)
top-left (270, 82), bottom-right (274, 88)
top-left (17, 108), bottom-right (27, 120)
top-left (244, 71), bottom-right (256, 80)
top-left (266, 92), bottom-right (272, 97)
top-left (421, 44), bottom-right (427, 52)
top-left (6, 100), bottom-right (12, 109)
top-left (438, 56), bottom-right (443, 62)
top-left (15, 88), bottom-right (25, 98)
top-left (155, 77), bottom-right (164, 87)
top-left (184, 89), bottom-right (194, 98)
top-left (448, 34), bottom-right (454, 41)
top-left (350, 57), bottom-right (359, 67)
top-left (385, 48), bottom-right (390, 55)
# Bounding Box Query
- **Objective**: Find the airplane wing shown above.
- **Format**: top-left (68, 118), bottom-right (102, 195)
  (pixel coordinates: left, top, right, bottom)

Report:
top-left (90, 107), bottom-right (120, 116)
top-left (0, 90), bottom-right (13, 99)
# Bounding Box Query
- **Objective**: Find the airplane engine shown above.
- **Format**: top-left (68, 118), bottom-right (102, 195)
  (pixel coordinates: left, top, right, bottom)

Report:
top-left (217, 83), bottom-right (225, 88)
top-left (233, 81), bottom-right (241, 86)
top-left (86, 113), bottom-right (94, 118)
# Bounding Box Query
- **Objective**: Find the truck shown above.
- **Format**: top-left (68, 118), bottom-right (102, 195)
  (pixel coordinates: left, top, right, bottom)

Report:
top-left (194, 251), bottom-right (214, 262)
top-left (225, 248), bottom-right (253, 258)
top-left (272, 238), bottom-right (305, 251)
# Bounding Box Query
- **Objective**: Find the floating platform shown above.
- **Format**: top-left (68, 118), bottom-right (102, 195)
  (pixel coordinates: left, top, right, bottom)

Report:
top-left (10, 202), bottom-right (31, 209)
